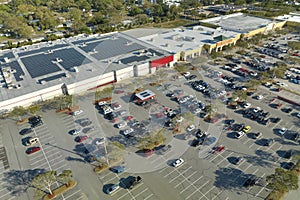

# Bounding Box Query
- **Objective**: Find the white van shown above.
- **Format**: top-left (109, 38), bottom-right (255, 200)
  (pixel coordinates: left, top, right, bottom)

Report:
top-left (26, 137), bottom-right (39, 146)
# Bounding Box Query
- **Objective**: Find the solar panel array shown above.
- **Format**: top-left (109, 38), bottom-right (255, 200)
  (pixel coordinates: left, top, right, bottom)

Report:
top-left (120, 55), bottom-right (149, 64)
top-left (86, 37), bottom-right (145, 60)
top-left (21, 54), bottom-right (62, 78)
top-left (72, 36), bottom-right (110, 45)
top-left (55, 48), bottom-right (92, 70)
top-left (80, 41), bottom-right (104, 53)
top-left (7, 61), bottom-right (25, 82)
top-left (0, 52), bottom-right (15, 62)
top-left (148, 49), bottom-right (164, 56)
top-left (38, 73), bottom-right (66, 83)
top-left (18, 43), bottom-right (69, 57)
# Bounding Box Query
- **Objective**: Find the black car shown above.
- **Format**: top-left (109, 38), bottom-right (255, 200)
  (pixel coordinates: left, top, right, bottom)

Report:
top-left (283, 107), bottom-right (293, 113)
top-left (283, 150), bottom-right (293, 159)
top-left (290, 133), bottom-right (299, 141)
top-left (105, 112), bottom-right (117, 120)
top-left (31, 120), bottom-right (43, 128)
top-left (187, 75), bottom-right (197, 80)
top-left (233, 157), bottom-right (243, 165)
top-left (224, 119), bottom-right (235, 125)
top-left (20, 128), bottom-right (33, 135)
top-left (253, 132), bottom-right (262, 139)
top-left (264, 138), bottom-right (274, 146)
top-left (126, 176), bottom-right (142, 189)
top-left (28, 116), bottom-right (42, 124)
top-left (284, 162), bottom-right (295, 170)
top-left (191, 139), bottom-right (201, 147)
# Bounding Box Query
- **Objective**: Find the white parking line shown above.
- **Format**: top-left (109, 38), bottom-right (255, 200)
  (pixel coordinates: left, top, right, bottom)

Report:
top-left (52, 164), bottom-right (67, 171)
top-left (144, 193), bottom-right (153, 200)
top-left (100, 172), bottom-right (114, 180)
top-left (185, 180), bottom-right (209, 200)
top-left (216, 152), bottom-right (233, 166)
top-left (211, 191), bottom-right (223, 200)
top-left (63, 189), bottom-right (82, 200)
top-left (134, 188), bottom-right (148, 198)
top-left (178, 166), bottom-right (192, 176)
top-left (0, 191), bottom-right (11, 199)
top-left (103, 175), bottom-right (118, 184)
top-left (164, 169), bottom-right (176, 178)
top-left (49, 159), bottom-right (65, 167)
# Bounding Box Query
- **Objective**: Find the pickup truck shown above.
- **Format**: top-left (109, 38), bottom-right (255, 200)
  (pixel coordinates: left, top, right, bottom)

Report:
top-left (126, 176), bottom-right (142, 190)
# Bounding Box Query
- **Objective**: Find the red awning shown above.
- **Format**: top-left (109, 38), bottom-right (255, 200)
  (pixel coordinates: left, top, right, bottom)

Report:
top-left (150, 55), bottom-right (174, 68)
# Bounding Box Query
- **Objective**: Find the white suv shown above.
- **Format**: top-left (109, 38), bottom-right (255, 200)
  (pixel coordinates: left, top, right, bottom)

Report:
top-left (236, 131), bottom-right (245, 139)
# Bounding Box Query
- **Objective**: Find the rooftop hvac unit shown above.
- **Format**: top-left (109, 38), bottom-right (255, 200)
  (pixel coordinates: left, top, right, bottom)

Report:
top-left (73, 67), bottom-right (79, 72)
top-left (40, 80), bottom-right (46, 85)
top-left (56, 58), bottom-right (63, 62)
top-left (4, 57), bottom-right (9, 63)
top-left (15, 84), bottom-right (21, 89)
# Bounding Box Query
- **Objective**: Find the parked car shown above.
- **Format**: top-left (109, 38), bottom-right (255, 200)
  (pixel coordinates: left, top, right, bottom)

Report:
top-left (279, 128), bottom-right (287, 136)
top-left (233, 157), bottom-right (243, 165)
top-left (116, 122), bottom-right (127, 129)
top-left (26, 146), bottom-right (41, 154)
top-left (75, 135), bottom-right (88, 143)
top-left (72, 110), bottom-right (83, 116)
top-left (243, 177), bottom-right (258, 188)
top-left (126, 176), bottom-right (142, 189)
top-left (242, 125), bottom-right (251, 133)
top-left (110, 166), bottom-right (125, 174)
top-left (121, 128), bottom-right (134, 136)
top-left (172, 158), bottom-right (184, 167)
top-left (25, 137), bottom-right (39, 146)
top-left (186, 124), bottom-right (195, 132)
top-left (105, 184), bottom-right (120, 195)
top-left (95, 137), bottom-right (105, 145)
top-left (20, 128), bottom-right (33, 135)
top-left (69, 128), bottom-right (81, 135)
top-left (264, 138), bottom-right (274, 146)
top-left (155, 144), bottom-right (172, 155)
top-left (253, 132), bottom-right (262, 139)
top-left (236, 131), bottom-right (245, 139)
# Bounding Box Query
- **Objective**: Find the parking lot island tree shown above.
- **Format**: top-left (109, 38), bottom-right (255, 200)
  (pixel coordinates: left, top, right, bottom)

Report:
top-left (9, 106), bottom-right (27, 121)
top-left (28, 104), bottom-right (41, 116)
top-left (30, 171), bottom-right (57, 196)
top-left (56, 170), bottom-right (73, 187)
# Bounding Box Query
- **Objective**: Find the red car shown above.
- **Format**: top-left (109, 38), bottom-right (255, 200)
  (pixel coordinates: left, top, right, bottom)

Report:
top-left (26, 146), bottom-right (41, 154)
top-left (125, 116), bottom-right (133, 121)
top-left (155, 112), bottom-right (164, 118)
top-left (75, 135), bottom-right (88, 143)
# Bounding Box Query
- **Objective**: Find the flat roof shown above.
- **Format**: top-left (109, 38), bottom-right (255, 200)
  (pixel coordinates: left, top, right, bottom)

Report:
top-left (135, 89), bottom-right (156, 101)
top-left (0, 33), bottom-right (170, 102)
top-left (134, 26), bottom-right (238, 53)
top-left (201, 13), bottom-right (274, 33)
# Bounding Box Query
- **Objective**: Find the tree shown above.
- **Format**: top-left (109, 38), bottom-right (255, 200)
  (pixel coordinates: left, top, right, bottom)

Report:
top-left (9, 106), bottom-right (27, 120)
top-left (129, 5), bottom-right (143, 16)
top-left (28, 105), bottom-right (41, 116)
top-left (30, 171), bottom-right (57, 195)
top-left (56, 170), bottom-right (73, 186)
top-left (182, 112), bottom-right (195, 122)
top-left (245, 79), bottom-right (261, 90)
top-left (266, 168), bottom-right (298, 193)
top-left (205, 104), bottom-right (216, 116)
top-left (232, 90), bottom-right (247, 101)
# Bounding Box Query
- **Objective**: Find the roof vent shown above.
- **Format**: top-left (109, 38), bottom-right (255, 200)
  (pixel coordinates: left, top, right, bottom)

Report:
top-left (56, 58), bottom-right (63, 62)
top-left (40, 80), bottom-right (46, 85)
top-left (73, 67), bottom-right (79, 72)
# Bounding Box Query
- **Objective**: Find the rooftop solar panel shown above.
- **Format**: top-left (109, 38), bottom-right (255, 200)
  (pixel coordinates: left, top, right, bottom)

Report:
top-left (72, 36), bottom-right (110, 45)
top-left (7, 61), bottom-right (25, 82)
top-left (54, 48), bottom-right (92, 70)
top-left (38, 73), bottom-right (66, 83)
top-left (148, 49), bottom-right (164, 56)
top-left (120, 55), bottom-right (149, 64)
top-left (18, 43), bottom-right (69, 57)
top-left (0, 52), bottom-right (15, 62)
top-left (90, 37), bottom-right (145, 60)
top-left (21, 54), bottom-right (61, 78)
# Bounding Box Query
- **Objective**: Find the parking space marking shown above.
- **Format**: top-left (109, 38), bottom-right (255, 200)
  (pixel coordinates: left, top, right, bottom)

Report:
top-left (134, 188), bottom-right (148, 198)
top-left (211, 191), bottom-right (224, 200)
top-left (63, 189), bottom-right (82, 200)
top-left (163, 169), bottom-right (177, 178)
top-left (52, 164), bottom-right (67, 172)
top-left (185, 180), bottom-right (209, 200)
top-left (144, 193), bottom-right (154, 200)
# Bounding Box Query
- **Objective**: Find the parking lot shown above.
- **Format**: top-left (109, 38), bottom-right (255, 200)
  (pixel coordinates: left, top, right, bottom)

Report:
top-left (0, 30), bottom-right (299, 200)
